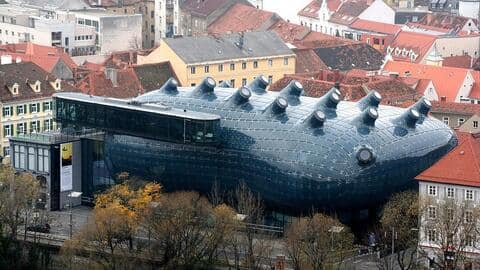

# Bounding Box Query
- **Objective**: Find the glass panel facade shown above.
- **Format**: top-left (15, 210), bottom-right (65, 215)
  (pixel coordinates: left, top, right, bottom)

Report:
top-left (54, 97), bottom-right (219, 144)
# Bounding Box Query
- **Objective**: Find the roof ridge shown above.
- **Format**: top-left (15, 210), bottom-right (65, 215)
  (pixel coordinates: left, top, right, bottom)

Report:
top-left (466, 134), bottom-right (480, 181)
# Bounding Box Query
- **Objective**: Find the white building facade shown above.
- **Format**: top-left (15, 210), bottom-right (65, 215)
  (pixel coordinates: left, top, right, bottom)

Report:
top-left (154, 0), bottom-right (180, 43)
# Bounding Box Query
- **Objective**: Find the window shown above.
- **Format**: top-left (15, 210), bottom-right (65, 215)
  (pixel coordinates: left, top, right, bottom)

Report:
top-left (204, 65), bottom-right (209, 73)
top-left (428, 206), bottom-right (437, 219)
top-left (18, 145), bottom-right (26, 169)
top-left (268, 75), bottom-right (273, 84)
top-left (458, 118), bottom-right (465, 126)
top-left (17, 122), bottom-right (25, 135)
top-left (466, 234), bottom-right (475, 247)
top-left (28, 147), bottom-right (35, 170)
top-left (3, 146), bottom-right (9, 157)
top-left (218, 64), bottom-right (223, 72)
top-left (151, 10), bottom-right (154, 18)
top-left (443, 117), bottom-right (449, 125)
top-left (44, 119), bottom-right (53, 131)
top-left (30, 120), bottom-right (40, 133)
top-left (283, 57), bottom-right (289, 65)
top-left (43, 101), bottom-right (52, 111)
top-left (474, 121), bottom-right (478, 128)
top-left (242, 78), bottom-right (247, 86)
top-left (190, 66), bottom-right (196, 74)
top-left (190, 83), bottom-right (196, 87)
top-left (242, 62), bottom-right (246, 70)
top-left (268, 59), bottom-right (273, 66)
top-left (37, 148), bottom-right (49, 172)
top-left (465, 189), bottom-right (474, 200)
top-left (253, 61), bottom-right (258, 69)
top-left (230, 79), bottom-right (235, 88)
top-left (428, 185), bottom-right (437, 196)
top-left (16, 104), bottom-right (26, 115)
top-left (3, 124), bottom-right (12, 137)
top-left (2, 106), bottom-right (11, 117)
top-left (446, 208), bottom-right (454, 221)
top-left (465, 210), bottom-right (474, 223)
top-left (447, 187), bottom-right (455, 198)
top-left (29, 103), bottom-right (39, 113)
top-left (151, 25), bottom-right (154, 33)
top-left (427, 229), bottom-right (437, 242)
top-left (230, 63), bottom-right (235, 71)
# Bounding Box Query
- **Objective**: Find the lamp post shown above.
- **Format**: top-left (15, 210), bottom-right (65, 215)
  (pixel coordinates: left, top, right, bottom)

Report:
top-left (67, 191), bottom-right (82, 239)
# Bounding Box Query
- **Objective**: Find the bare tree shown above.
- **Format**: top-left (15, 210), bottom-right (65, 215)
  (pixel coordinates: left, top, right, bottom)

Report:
top-left (418, 197), bottom-right (480, 269)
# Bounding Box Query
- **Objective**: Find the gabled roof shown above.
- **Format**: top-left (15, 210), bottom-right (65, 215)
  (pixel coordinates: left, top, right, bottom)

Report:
top-left (416, 132), bottom-right (480, 188)
top-left (430, 101), bottom-right (480, 116)
top-left (328, 0), bottom-right (370, 26)
top-left (294, 48), bottom-right (328, 73)
top-left (181, 0), bottom-right (230, 17)
top-left (295, 31), bottom-right (356, 48)
top-left (383, 61), bottom-right (470, 102)
top-left (350, 19), bottom-right (401, 35)
top-left (417, 13), bottom-right (478, 34)
top-left (0, 62), bottom-right (78, 103)
top-left (313, 43), bottom-right (384, 71)
top-left (442, 55), bottom-right (473, 69)
top-left (269, 21), bottom-right (311, 43)
top-left (298, 0), bottom-right (342, 19)
top-left (162, 31), bottom-right (293, 64)
top-left (470, 71), bottom-right (480, 99)
top-left (386, 31), bottom-right (437, 63)
top-left (207, 3), bottom-right (280, 34)
top-left (0, 43), bottom-right (77, 72)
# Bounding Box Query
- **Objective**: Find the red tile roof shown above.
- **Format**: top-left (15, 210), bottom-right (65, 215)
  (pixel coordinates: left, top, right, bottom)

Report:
top-left (416, 131), bottom-right (480, 188)
top-left (298, 0), bottom-right (342, 19)
top-left (414, 78), bottom-right (432, 95)
top-left (295, 31), bottom-right (356, 49)
top-left (350, 19), bottom-right (401, 35)
top-left (269, 21), bottom-right (311, 43)
top-left (417, 13), bottom-right (478, 34)
top-left (383, 61), bottom-right (470, 102)
top-left (430, 101), bottom-right (480, 116)
top-left (294, 48), bottom-right (328, 73)
top-left (207, 3), bottom-right (280, 34)
top-left (0, 43), bottom-right (77, 72)
top-left (386, 31), bottom-right (436, 63)
top-left (442, 55), bottom-right (473, 69)
top-left (474, 58), bottom-right (480, 71)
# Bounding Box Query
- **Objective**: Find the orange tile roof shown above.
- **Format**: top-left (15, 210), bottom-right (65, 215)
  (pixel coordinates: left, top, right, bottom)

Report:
top-left (0, 43), bottom-right (77, 72)
top-left (350, 19), bottom-right (401, 35)
top-left (298, 0), bottom-right (342, 19)
top-left (414, 78), bottom-right (431, 95)
top-left (416, 132), bottom-right (480, 188)
top-left (418, 13), bottom-right (478, 34)
top-left (383, 60), bottom-right (470, 102)
top-left (430, 101), bottom-right (480, 115)
top-left (387, 31), bottom-right (437, 63)
top-left (207, 3), bottom-right (279, 34)
top-left (295, 31), bottom-right (356, 49)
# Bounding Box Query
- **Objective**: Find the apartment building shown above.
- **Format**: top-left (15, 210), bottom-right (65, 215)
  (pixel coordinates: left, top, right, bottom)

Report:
top-left (138, 31), bottom-right (296, 87)
top-left (88, 0), bottom-right (157, 49)
top-left (155, 0), bottom-right (180, 42)
top-left (416, 131), bottom-right (480, 269)
top-left (0, 62), bottom-right (77, 161)
top-left (0, 4), bottom-right (75, 53)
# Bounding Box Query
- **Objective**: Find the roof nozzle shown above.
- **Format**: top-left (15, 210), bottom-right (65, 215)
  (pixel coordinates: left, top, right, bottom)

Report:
top-left (280, 80), bottom-right (303, 98)
top-left (317, 87), bottom-right (341, 110)
top-left (308, 110), bottom-right (326, 128)
top-left (192, 77), bottom-right (216, 96)
top-left (357, 107), bottom-right (378, 127)
top-left (403, 108), bottom-right (420, 128)
top-left (271, 96), bottom-right (288, 114)
top-left (412, 97), bottom-right (432, 116)
top-left (248, 75), bottom-right (269, 94)
top-left (218, 80), bottom-right (232, 88)
top-left (358, 90), bottom-right (381, 110)
top-left (159, 77), bottom-right (179, 94)
top-left (231, 86), bottom-right (252, 105)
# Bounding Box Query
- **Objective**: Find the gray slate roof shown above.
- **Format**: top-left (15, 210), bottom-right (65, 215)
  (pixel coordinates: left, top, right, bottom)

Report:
top-left (163, 31), bottom-right (294, 64)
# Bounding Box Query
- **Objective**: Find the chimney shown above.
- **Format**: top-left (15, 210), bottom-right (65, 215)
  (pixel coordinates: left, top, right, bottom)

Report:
top-left (104, 68), bottom-right (118, 87)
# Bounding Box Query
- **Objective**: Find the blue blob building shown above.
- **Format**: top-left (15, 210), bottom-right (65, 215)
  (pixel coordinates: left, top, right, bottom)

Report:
top-left (53, 76), bottom-right (457, 213)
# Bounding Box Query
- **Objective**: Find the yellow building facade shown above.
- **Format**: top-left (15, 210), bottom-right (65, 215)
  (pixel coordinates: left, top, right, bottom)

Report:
top-left (138, 31), bottom-right (296, 87)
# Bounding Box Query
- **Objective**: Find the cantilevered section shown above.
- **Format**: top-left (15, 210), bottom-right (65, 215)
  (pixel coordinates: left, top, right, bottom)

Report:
top-left (53, 92), bottom-right (221, 144)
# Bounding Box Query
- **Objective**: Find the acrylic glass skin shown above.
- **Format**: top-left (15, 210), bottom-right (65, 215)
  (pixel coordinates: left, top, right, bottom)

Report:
top-left (54, 83), bottom-right (457, 213)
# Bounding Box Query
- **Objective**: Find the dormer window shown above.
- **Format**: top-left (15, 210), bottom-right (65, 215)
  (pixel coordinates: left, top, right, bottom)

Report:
top-left (9, 83), bottom-right (19, 95)
top-left (32, 80), bottom-right (41, 92)
top-left (50, 79), bottom-right (61, 91)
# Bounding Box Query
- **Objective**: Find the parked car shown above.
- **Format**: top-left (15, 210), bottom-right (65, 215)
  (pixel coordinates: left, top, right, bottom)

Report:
top-left (27, 223), bottom-right (50, 233)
